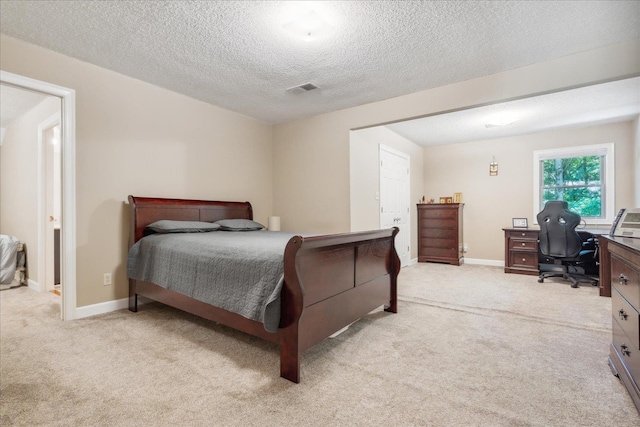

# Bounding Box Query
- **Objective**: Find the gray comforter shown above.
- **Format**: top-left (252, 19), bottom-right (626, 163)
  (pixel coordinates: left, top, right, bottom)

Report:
top-left (127, 231), bottom-right (297, 332)
top-left (0, 235), bottom-right (20, 285)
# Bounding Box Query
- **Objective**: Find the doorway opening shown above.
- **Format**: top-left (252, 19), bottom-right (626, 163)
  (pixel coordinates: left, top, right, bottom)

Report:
top-left (0, 70), bottom-right (77, 320)
top-left (349, 128), bottom-right (415, 267)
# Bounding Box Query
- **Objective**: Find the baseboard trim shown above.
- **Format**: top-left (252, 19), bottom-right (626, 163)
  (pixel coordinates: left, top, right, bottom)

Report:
top-left (75, 296), bottom-right (152, 319)
top-left (28, 279), bottom-right (41, 292)
top-left (464, 258), bottom-right (504, 267)
top-left (71, 259), bottom-right (497, 319)
top-left (71, 258), bottom-right (500, 318)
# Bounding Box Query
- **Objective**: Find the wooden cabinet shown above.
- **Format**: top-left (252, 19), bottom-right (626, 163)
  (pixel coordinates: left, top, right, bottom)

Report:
top-left (417, 203), bottom-right (463, 265)
top-left (503, 228), bottom-right (540, 275)
top-left (603, 236), bottom-right (640, 413)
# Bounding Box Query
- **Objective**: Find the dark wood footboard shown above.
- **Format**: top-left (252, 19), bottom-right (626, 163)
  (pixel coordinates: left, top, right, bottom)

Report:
top-left (127, 195), bottom-right (400, 383)
top-left (279, 229), bottom-right (400, 382)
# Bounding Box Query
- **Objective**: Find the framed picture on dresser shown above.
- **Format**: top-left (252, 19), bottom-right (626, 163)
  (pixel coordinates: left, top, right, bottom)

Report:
top-left (512, 218), bottom-right (528, 228)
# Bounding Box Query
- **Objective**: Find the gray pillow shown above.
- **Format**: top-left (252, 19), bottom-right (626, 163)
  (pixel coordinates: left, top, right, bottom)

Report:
top-left (146, 220), bottom-right (220, 234)
top-left (215, 219), bottom-right (265, 231)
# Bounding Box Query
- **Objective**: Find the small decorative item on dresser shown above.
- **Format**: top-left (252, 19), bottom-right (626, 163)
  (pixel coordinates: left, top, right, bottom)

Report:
top-left (445, 197), bottom-right (453, 204)
top-left (512, 218), bottom-right (528, 228)
top-left (453, 192), bottom-right (462, 203)
top-left (439, 197), bottom-right (447, 204)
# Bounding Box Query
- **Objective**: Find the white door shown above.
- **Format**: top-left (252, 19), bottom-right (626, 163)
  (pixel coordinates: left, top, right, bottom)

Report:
top-left (47, 124), bottom-right (62, 288)
top-left (380, 145), bottom-right (410, 266)
top-left (40, 116), bottom-right (61, 292)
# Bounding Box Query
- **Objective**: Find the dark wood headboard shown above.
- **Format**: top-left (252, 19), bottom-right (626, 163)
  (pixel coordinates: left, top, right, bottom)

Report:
top-left (128, 195), bottom-right (253, 246)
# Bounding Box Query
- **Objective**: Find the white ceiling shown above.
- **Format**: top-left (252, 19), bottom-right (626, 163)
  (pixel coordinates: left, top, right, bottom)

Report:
top-left (386, 77), bottom-right (640, 147)
top-left (1, 1), bottom-right (639, 125)
top-left (0, 85), bottom-right (50, 127)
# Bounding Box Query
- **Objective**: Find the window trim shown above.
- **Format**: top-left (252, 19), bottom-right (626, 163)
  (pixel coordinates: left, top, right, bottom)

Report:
top-left (533, 143), bottom-right (615, 224)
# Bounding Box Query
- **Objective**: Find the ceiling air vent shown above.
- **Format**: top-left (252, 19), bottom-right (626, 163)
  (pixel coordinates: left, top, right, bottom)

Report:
top-left (286, 82), bottom-right (319, 94)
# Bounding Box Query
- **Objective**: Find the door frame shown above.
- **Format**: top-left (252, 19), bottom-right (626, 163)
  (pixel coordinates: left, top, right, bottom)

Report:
top-left (1, 70), bottom-right (77, 321)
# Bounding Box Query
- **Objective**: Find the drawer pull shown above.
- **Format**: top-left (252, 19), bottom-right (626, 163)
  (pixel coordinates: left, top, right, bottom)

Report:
top-left (521, 233), bottom-right (526, 236)
top-left (522, 258), bottom-right (526, 262)
top-left (619, 274), bottom-right (628, 285)
top-left (521, 243), bottom-right (526, 246)
top-left (620, 344), bottom-right (631, 357)
top-left (618, 309), bottom-right (628, 320)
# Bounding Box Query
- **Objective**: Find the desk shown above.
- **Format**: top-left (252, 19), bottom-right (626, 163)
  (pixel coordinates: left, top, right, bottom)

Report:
top-left (503, 227), bottom-right (610, 292)
top-left (601, 235), bottom-right (640, 413)
top-left (503, 228), bottom-right (540, 276)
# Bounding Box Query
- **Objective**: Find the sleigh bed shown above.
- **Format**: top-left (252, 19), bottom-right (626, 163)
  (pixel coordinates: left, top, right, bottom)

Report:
top-left (127, 195), bottom-right (400, 383)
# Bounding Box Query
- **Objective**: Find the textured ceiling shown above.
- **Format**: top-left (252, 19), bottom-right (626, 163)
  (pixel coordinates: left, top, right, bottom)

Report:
top-left (0, 85), bottom-right (50, 127)
top-left (1, 1), bottom-right (639, 124)
top-left (386, 77), bottom-right (640, 147)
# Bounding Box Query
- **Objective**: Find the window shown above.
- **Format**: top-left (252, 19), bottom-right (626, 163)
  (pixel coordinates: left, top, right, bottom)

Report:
top-left (533, 143), bottom-right (614, 223)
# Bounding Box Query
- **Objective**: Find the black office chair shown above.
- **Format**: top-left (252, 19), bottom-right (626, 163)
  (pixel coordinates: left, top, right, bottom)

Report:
top-left (537, 201), bottom-right (599, 288)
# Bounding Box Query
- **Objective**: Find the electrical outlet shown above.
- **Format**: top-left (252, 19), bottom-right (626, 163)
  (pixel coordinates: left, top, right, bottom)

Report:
top-left (463, 244), bottom-right (468, 253)
top-left (103, 273), bottom-right (112, 286)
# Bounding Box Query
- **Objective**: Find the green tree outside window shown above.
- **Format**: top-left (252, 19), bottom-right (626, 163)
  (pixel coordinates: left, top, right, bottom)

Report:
top-left (541, 155), bottom-right (603, 217)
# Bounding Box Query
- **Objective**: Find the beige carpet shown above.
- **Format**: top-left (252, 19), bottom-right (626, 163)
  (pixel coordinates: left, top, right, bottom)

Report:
top-left (1, 263), bottom-right (638, 426)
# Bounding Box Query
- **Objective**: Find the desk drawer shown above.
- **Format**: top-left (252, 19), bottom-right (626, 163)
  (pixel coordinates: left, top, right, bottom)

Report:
top-left (612, 254), bottom-right (640, 308)
top-left (506, 230), bottom-right (538, 240)
top-left (509, 239), bottom-right (537, 251)
top-left (613, 317), bottom-right (640, 384)
top-left (612, 287), bottom-right (640, 350)
top-left (510, 251), bottom-right (538, 269)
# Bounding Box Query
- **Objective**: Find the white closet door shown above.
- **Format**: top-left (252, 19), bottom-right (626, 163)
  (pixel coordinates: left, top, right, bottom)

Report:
top-left (380, 144), bottom-right (410, 266)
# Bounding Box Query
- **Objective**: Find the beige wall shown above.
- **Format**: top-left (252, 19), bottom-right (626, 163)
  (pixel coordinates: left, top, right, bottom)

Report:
top-left (0, 96), bottom-right (61, 284)
top-left (423, 121), bottom-right (635, 262)
top-left (349, 126), bottom-right (424, 259)
top-left (0, 35), bottom-right (273, 307)
top-left (273, 39), bottom-right (640, 235)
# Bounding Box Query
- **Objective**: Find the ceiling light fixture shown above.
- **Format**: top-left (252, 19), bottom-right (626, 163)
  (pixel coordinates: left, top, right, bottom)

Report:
top-left (485, 120), bottom-right (516, 128)
top-left (283, 10), bottom-right (334, 41)
top-left (484, 113), bottom-right (518, 128)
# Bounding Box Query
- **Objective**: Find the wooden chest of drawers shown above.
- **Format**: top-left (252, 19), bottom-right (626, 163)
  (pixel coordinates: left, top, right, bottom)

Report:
top-left (417, 203), bottom-right (463, 265)
top-left (603, 236), bottom-right (640, 413)
top-left (503, 229), bottom-right (540, 275)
